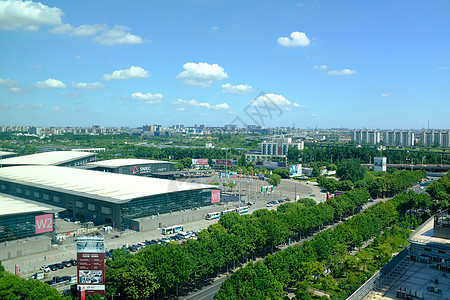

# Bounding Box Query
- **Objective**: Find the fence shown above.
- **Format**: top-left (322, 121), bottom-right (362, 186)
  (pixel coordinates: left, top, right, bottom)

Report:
top-left (347, 245), bottom-right (410, 300)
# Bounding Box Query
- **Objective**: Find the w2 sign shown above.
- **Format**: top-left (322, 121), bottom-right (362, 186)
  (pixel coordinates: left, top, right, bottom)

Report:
top-left (35, 214), bottom-right (53, 234)
top-left (211, 190), bottom-right (221, 203)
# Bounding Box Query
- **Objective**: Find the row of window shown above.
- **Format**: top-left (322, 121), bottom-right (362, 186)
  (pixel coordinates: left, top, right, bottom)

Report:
top-left (1, 183), bottom-right (113, 215)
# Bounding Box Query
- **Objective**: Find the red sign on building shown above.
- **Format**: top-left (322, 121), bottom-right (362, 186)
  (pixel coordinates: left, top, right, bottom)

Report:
top-left (35, 214), bottom-right (53, 234)
top-left (211, 190), bottom-right (221, 203)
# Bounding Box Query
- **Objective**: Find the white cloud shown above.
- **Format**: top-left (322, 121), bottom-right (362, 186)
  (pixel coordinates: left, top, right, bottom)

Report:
top-left (50, 23), bottom-right (73, 34)
top-left (0, 78), bottom-right (27, 93)
top-left (314, 65), bottom-right (328, 70)
top-left (0, 0), bottom-right (63, 31)
top-left (51, 106), bottom-right (64, 111)
top-left (6, 87), bottom-right (27, 94)
top-left (92, 25), bottom-right (144, 46)
top-left (72, 81), bottom-right (106, 90)
top-left (211, 26), bottom-right (220, 31)
top-left (0, 78), bottom-right (19, 87)
top-left (74, 55), bottom-right (82, 60)
top-left (73, 24), bottom-right (107, 36)
top-left (102, 66), bottom-right (149, 81)
top-left (171, 99), bottom-right (231, 111)
top-left (381, 93), bottom-right (390, 97)
top-left (328, 69), bottom-right (356, 75)
top-left (312, 113), bottom-right (319, 117)
top-left (34, 78), bottom-right (66, 89)
top-left (33, 64), bottom-right (44, 69)
top-left (252, 93), bottom-right (295, 110)
top-left (131, 92), bottom-right (164, 104)
top-left (278, 31), bottom-right (310, 47)
top-left (51, 23), bottom-right (108, 37)
top-left (222, 83), bottom-right (254, 94)
top-left (17, 103), bottom-right (42, 109)
top-left (176, 62), bottom-right (228, 87)
top-left (62, 91), bottom-right (80, 98)
top-left (0, 103), bottom-right (11, 109)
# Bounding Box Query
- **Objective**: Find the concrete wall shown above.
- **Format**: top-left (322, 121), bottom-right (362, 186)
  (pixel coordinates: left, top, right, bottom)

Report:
top-left (0, 236), bottom-right (52, 261)
top-left (131, 204), bottom-right (228, 232)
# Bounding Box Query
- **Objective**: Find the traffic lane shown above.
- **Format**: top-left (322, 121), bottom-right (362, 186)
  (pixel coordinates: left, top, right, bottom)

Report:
top-left (179, 275), bottom-right (228, 300)
top-left (3, 218), bottom-right (220, 276)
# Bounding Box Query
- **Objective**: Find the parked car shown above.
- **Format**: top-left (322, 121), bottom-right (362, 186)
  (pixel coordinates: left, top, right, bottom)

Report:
top-left (266, 202), bottom-right (273, 207)
top-left (69, 259), bottom-right (77, 266)
top-left (56, 263), bottom-right (64, 269)
top-left (45, 280), bottom-right (56, 285)
top-left (61, 276), bottom-right (71, 282)
top-left (53, 276), bottom-right (64, 283)
top-left (62, 261), bottom-right (72, 267)
top-left (40, 265), bottom-right (50, 272)
top-left (49, 264), bottom-right (58, 271)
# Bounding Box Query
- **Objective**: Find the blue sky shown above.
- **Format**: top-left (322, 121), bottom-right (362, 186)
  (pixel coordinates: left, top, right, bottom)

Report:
top-left (0, 0), bottom-right (449, 129)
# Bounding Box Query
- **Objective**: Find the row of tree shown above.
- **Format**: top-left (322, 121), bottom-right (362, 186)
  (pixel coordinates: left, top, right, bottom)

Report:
top-left (287, 144), bottom-right (450, 165)
top-left (215, 187), bottom-right (437, 299)
top-left (103, 188), bottom-right (373, 299)
top-left (318, 169), bottom-right (427, 198)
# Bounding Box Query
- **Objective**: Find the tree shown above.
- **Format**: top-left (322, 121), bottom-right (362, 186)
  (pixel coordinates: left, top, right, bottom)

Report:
top-left (268, 174), bottom-right (281, 186)
top-left (214, 261), bottom-right (283, 300)
top-left (336, 159), bottom-right (367, 182)
top-left (273, 168), bottom-right (290, 179)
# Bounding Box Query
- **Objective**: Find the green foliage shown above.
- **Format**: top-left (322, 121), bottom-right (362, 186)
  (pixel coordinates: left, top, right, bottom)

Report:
top-left (268, 174), bottom-right (281, 186)
top-left (214, 261), bottom-right (284, 300)
top-left (273, 168), bottom-right (290, 179)
top-left (336, 159), bottom-right (367, 182)
top-left (0, 271), bottom-right (64, 300)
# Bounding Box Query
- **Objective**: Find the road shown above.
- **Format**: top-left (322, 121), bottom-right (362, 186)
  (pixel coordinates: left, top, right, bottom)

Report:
top-left (179, 276), bottom-right (228, 300)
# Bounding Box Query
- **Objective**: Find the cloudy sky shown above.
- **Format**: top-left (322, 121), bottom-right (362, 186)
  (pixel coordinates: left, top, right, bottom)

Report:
top-left (0, 0), bottom-right (449, 129)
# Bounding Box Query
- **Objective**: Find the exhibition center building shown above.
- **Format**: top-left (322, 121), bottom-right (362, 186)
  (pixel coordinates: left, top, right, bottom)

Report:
top-left (84, 158), bottom-right (175, 177)
top-left (0, 151), bottom-right (97, 167)
top-left (0, 166), bottom-right (217, 230)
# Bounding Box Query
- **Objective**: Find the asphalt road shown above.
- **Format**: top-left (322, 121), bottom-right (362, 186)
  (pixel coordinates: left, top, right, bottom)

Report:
top-left (179, 276), bottom-right (228, 300)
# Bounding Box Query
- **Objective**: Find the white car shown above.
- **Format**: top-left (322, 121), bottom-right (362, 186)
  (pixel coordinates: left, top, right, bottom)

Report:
top-left (40, 265), bottom-right (50, 272)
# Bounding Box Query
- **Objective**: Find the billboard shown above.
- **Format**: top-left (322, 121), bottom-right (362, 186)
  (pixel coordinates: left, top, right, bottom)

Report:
top-left (211, 190), bottom-right (221, 203)
top-left (77, 237), bottom-right (105, 296)
top-left (263, 161), bottom-right (279, 168)
top-left (192, 158), bottom-right (209, 165)
top-left (213, 159), bottom-right (233, 166)
top-left (35, 214), bottom-right (53, 234)
top-left (289, 164), bottom-right (302, 177)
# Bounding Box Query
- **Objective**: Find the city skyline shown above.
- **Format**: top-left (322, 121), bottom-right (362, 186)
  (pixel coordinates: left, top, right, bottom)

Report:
top-left (1, 0), bottom-right (449, 129)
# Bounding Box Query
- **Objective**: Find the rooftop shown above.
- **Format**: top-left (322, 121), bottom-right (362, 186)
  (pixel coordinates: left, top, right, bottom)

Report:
top-left (0, 151), bottom-right (96, 166)
top-left (0, 193), bottom-right (63, 216)
top-left (87, 158), bottom-right (174, 168)
top-left (0, 166), bottom-right (215, 204)
top-left (408, 216), bottom-right (450, 248)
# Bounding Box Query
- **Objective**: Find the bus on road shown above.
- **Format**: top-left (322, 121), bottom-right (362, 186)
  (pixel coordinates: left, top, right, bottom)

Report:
top-left (236, 206), bottom-right (249, 214)
top-left (206, 212), bottom-right (221, 220)
top-left (221, 208), bottom-right (237, 215)
top-left (162, 225), bottom-right (184, 235)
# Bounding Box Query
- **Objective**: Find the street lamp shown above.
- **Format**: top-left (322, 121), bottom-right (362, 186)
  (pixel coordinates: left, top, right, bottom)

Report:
top-left (237, 168), bottom-right (242, 212)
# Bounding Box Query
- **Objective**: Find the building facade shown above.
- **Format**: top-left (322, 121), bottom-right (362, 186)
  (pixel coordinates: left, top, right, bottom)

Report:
top-left (353, 130), bottom-right (381, 145)
top-left (0, 166), bottom-right (216, 231)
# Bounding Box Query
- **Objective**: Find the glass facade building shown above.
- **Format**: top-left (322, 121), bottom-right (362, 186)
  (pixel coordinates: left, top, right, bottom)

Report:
top-left (0, 212), bottom-right (55, 243)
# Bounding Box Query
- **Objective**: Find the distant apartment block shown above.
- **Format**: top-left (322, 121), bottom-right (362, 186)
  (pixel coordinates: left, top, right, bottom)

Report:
top-left (420, 130), bottom-right (450, 147)
top-left (261, 136), bottom-right (304, 157)
top-left (383, 130), bottom-right (415, 147)
top-left (352, 130), bottom-right (380, 145)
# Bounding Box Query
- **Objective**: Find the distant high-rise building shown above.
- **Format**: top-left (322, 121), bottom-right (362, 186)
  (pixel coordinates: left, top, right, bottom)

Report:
top-left (352, 130), bottom-right (380, 145)
top-left (420, 130), bottom-right (450, 147)
top-left (260, 136), bottom-right (303, 157)
top-left (383, 130), bottom-right (414, 147)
